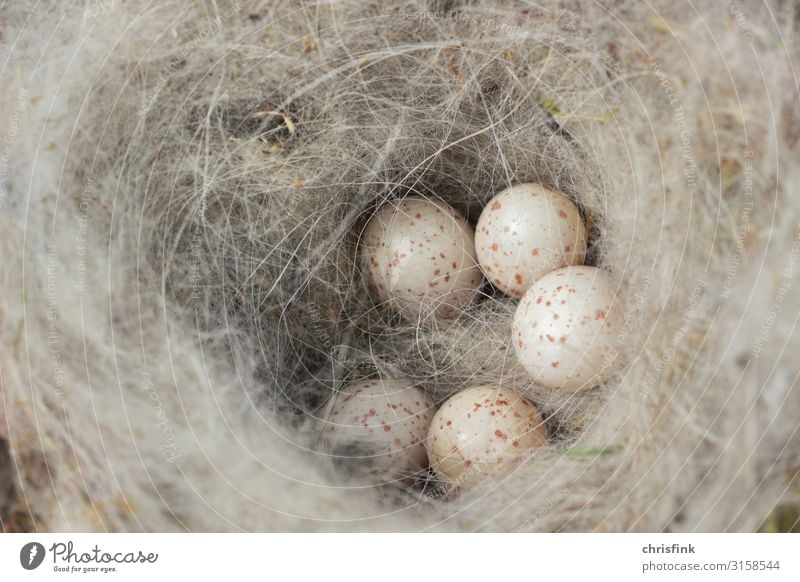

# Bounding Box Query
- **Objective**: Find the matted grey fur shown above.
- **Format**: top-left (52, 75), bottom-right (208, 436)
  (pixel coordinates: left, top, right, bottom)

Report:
top-left (0, 0), bottom-right (798, 532)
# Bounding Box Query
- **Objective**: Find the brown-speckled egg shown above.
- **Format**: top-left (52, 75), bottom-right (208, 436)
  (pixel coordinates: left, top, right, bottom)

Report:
top-left (475, 183), bottom-right (587, 298)
top-left (320, 378), bottom-right (435, 483)
top-left (512, 266), bottom-right (624, 391)
top-left (427, 386), bottom-right (547, 488)
top-left (361, 197), bottom-right (484, 320)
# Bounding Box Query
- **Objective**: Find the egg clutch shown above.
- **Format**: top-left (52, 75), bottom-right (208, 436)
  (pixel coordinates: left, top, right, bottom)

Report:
top-left (319, 183), bottom-right (624, 490)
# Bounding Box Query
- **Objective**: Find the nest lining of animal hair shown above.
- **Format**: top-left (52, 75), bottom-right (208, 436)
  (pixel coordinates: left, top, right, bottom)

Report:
top-left (1, 0), bottom-right (799, 532)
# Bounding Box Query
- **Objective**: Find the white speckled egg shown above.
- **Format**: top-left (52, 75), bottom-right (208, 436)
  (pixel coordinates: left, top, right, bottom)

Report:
top-left (427, 386), bottom-right (547, 488)
top-left (361, 197), bottom-right (484, 320)
top-left (512, 266), bottom-right (624, 391)
top-left (320, 379), bottom-right (435, 483)
top-left (475, 183), bottom-right (587, 298)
